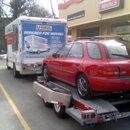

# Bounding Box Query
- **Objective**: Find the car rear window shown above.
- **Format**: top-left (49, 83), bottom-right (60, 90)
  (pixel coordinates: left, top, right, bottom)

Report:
top-left (102, 40), bottom-right (130, 59)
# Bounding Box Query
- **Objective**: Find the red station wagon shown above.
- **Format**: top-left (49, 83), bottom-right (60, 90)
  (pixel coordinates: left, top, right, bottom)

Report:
top-left (42, 36), bottom-right (130, 99)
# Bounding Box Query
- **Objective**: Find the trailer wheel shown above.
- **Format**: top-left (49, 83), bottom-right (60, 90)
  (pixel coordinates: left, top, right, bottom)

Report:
top-left (54, 104), bottom-right (66, 118)
top-left (43, 65), bottom-right (52, 82)
top-left (42, 99), bottom-right (53, 108)
top-left (13, 64), bottom-right (20, 78)
top-left (77, 74), bottom-right (93, 99)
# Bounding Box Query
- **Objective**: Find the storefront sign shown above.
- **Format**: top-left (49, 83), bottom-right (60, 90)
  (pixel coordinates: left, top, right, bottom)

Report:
top-left (67, 10), bottom-right (85, 21)
top-left (99, 0), bottom-right (124, 13)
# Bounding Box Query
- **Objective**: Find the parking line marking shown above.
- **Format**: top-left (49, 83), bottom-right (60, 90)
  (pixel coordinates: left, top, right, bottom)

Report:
top-left (0, 66), bottom-right (6, 69)
top-left (0, 83), bottom-right (31, 130)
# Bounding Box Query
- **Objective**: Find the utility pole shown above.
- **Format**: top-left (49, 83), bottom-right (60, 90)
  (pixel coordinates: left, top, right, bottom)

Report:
top-left (50, 0), bottom-right (56, 18)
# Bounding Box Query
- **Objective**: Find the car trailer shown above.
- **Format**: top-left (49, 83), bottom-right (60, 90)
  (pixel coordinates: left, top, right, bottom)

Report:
top-left (33, 76), bottom-right (130, 127)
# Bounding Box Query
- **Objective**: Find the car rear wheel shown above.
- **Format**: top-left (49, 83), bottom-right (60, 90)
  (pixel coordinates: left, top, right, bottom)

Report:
top-left (43, 65), bottom-right (51, 82)
top-left (77, 74), bottom-right (93, 99)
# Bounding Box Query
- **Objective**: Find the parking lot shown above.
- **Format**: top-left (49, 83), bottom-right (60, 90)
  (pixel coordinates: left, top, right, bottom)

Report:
top-left (0, 59), bottom-right (130, 130)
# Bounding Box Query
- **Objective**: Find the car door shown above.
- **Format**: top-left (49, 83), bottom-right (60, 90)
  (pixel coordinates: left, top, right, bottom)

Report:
top-left (49, 43), bottom-right (73, 80)
top-left (62, 42), bottom-right (84, 85)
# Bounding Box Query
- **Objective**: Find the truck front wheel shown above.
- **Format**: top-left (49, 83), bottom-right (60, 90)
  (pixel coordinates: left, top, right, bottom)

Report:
top-left (13, 64), bottom-right (20, 78)
top-left (6, 58), bottom-right (11, 70)
top-left (53, 104), bottom-right (66, 118)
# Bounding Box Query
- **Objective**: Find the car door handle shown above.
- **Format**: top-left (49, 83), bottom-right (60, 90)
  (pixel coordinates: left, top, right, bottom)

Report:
top-left (59, 61), bottom-right (62, 64)
top-left (75, 63), bottom-right (80, 66)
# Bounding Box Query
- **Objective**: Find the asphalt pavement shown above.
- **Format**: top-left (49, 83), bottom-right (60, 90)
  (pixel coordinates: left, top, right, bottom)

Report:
top-left (0, 59), bottom-right (130, 130)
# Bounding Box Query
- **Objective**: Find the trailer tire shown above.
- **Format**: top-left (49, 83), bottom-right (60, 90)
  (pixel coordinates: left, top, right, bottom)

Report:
top-left (43, 65), bottom-right (52, 82)
top-left (13, 64), bottom-right (20, 78)
top-left (54, 104), bottom-right (66, 118)
top-left (42, 99), bottom-right (53, 108)
top-left (77, 74), bottom-right (93, 99)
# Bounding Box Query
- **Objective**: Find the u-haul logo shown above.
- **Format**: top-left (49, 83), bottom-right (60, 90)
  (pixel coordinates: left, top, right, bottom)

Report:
top-left (36, 25), bottom-right (52, 31)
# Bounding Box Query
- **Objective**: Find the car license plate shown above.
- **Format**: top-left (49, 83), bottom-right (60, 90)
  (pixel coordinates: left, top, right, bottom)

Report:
top-left (31, 67), bottom-right (40, 71)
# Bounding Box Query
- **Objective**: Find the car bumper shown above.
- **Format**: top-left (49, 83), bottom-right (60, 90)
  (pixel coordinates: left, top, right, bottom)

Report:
top-left (88, 76), bottom-right (130, 92)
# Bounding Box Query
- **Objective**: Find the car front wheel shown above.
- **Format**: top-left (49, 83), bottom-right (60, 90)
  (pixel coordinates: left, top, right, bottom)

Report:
top-left (77, 74), bottom-right (93, 99)
top-left (43, 65), bottom-right (51, 82)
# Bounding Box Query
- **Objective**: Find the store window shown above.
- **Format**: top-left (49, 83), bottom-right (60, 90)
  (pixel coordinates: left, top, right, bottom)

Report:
top-left (111, 22), bottom-right (130, 33)
top-left (81, 27), bottom-right (100, 37)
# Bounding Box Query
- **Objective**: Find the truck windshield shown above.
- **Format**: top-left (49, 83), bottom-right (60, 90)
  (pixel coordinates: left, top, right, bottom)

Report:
top-left (102, 40), bottom-right (130, 59)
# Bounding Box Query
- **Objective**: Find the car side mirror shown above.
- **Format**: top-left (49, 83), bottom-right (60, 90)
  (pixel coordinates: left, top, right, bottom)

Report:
top-left (52, 53), bottom-right (56, 57)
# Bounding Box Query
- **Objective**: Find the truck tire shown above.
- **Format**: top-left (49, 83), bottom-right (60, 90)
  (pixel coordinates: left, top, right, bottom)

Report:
top-left (6, 59), bottom-right (11, 70)
top-left (43, 65), bottom-right (52, 82)
top-left (53, 104), bottom-right (66, 118)
top-left (77, 74), bottom-right (93, 99)
top-left (42, 99), bottom-right (53, 108)
top-left (13, 64), bottom-right (20, 78)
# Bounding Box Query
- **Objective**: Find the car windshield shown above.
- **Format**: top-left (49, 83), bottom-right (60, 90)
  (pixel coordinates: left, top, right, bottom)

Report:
top-left (102, 39), bottom-right (130, 59)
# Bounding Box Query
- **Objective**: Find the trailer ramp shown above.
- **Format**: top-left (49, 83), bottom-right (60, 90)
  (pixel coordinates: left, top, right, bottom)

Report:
top-left (54, 80), bottom-right (117, 114)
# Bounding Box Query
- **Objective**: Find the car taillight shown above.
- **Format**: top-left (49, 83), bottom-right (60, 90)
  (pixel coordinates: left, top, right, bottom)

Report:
top-left (98, 67), bottom-right (119, 77)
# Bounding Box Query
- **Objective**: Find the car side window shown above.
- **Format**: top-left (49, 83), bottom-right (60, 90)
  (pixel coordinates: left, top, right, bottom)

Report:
top-left (86, 42), bottom-right (102, 59)
top-left (67, 42), bottom-right (83, 58)
top-left (56, 43), bottom-right (73, 57)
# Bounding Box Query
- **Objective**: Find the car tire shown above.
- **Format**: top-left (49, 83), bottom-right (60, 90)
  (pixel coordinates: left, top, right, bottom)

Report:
top-left (42, 99), bottom-right (53, 108)
top-left (53, 104), bottom-right (66, 118)
top-left (77, 74), bottom-right (93, 99)
top-left (13, 64), bottom-right (20, 78)
top-left (43, 65), bottom-right (52, 82)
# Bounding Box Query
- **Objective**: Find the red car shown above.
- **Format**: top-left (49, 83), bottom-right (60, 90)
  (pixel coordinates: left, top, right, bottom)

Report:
top-left (42, 36), bottom-right (130, 99)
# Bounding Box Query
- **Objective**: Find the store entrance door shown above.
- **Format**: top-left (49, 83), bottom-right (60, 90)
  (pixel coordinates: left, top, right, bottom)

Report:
top-left (81, 27), bottom-right (100, 37)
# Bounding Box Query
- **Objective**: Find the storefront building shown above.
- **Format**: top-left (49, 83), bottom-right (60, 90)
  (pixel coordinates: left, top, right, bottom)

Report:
top-left (58, 0), bottom-right (130, 41)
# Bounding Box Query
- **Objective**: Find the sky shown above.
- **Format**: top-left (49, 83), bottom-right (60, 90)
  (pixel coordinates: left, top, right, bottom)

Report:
top-left (37, 0), bottom-right (59, 16)
top-left (3, 0), bottom-right (64, 17)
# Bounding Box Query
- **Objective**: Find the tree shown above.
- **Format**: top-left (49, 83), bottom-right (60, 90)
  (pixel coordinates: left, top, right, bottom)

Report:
top-left (27, 3), bottom-right (52, 18)
top-left (0, 0), bottom-right (10, 17)
top-left (9, 0), bottom-right (52, 18)
top-left (9, 0), bottom-right (34, 19)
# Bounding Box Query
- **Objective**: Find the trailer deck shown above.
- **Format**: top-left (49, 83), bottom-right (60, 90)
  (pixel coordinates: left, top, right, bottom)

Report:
top-left (33, 77), bottom-right (130, 127)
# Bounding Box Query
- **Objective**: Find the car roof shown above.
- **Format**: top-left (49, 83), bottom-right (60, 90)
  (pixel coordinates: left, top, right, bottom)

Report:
top-left (74, 35), bottom-right (122, 42)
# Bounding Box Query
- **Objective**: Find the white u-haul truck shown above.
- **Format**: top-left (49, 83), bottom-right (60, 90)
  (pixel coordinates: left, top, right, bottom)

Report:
top-left (5, 16), bottom-right (67, 78)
